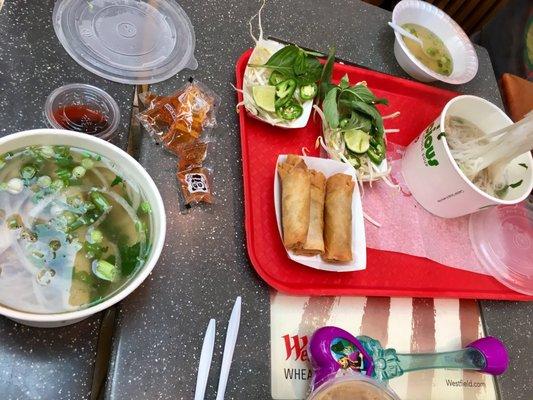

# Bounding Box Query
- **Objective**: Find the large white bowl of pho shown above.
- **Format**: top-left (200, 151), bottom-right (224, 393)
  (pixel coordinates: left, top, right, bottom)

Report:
top-left (402, 96), bottom-right (533, 218)
top-left (392, 0), bottom-right (478, 84)
top-left (0, 129), bottom-right (166, 327)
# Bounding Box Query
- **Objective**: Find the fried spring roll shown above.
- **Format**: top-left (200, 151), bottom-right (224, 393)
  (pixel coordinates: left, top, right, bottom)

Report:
top-left (294, 170), bottom-right (326, 256)
top-left (278, 155), bottom-right (311, 250)
top-left (323, 173), bottom-right (354, 262)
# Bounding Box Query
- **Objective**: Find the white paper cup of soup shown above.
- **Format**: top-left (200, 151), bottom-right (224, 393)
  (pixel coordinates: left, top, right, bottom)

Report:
top-left (0, 129), bottom-right (166, 327)
top-left (402, 95), bottom-right (533, 218)
top-left (392, 0), bottom-right (478, 84)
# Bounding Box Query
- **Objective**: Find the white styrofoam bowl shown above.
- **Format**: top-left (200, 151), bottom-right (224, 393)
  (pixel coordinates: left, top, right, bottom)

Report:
top-left (392, 0), bottom-right (478, 84)
top-left (0, 129), bottom-right (166, 327)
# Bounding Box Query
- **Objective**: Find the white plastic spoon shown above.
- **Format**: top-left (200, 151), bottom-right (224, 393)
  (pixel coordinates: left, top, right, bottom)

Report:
top-left (388, 21), bottom-right (424, 47)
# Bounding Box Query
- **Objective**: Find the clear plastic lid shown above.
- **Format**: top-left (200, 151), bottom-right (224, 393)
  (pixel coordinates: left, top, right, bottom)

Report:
top-left (469, 198), bottom-right (533, 295)
top-left (53, 0), bottom-right (197, 85)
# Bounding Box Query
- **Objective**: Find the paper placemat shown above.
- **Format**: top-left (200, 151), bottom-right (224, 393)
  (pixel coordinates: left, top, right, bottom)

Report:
top-left (270, 292), bottom-right (498, 400)
top-left (363, 143), bottom-right (485, 275)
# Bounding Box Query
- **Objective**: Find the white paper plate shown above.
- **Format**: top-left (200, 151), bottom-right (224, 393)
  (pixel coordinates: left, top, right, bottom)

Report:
top-left (243, 40), bottom-right (313, 129)
top-left (274, 155), bottom-right (366, 272)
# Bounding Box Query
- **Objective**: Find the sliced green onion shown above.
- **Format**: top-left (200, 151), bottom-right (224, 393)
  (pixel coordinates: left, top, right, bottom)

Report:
top-left (81, 158), bottom-right (94, 170)
top-left (7, 178), bottom-right (24, 195)
top-left (68, 216), bottom-right (88, 232)
top-left (90, 191), bottom-right (111, 213)
top-left (89, 229), bottom-right (103, 244)
top-left (67, 195), bottom-right (84, 208)
top-left (139, 201), bottom-right (152, 214)
top-left (62, 211), bottom-right (76, 225)
top-left (92, 259), bottom-right (119, 282)
top-left (40, 146), bottom-right (54, 159)
top-left (37, 175), bottom-right (52, 188)
top-left (20, 165), bottom-right (36, 180)
top-left (49, 240), bottom-right (61, 251)
top-left (51, 179), bottom-right (64, 191)
top-left (6, 214), bottom-right (22, 230)
top-left (72, 166), bottom-right (86, 179)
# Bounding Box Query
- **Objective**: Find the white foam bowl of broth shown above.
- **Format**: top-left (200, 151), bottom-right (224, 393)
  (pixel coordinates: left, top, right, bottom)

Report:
top-left (0, 129), bottom-right (166, 327)
top-left (391, 0), bottom-right (478, 84)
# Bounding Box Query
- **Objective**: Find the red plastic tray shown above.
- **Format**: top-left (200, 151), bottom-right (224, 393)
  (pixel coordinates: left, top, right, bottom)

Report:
top-left (236, 48), bottom-right (531, 301)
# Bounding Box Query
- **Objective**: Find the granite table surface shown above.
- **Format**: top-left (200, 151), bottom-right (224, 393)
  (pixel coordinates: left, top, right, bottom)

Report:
top-left (0, 1), bottom-right (531, 400)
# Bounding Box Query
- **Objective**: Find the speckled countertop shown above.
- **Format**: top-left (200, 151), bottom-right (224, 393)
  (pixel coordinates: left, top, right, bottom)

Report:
top-left (0, 1), bottom-right (531, 400)
top-left (0, 1), bottom-right (132, 399)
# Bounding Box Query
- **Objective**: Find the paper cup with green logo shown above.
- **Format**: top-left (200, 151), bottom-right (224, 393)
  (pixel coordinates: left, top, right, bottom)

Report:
top-left (401, 95), bottom-right (533, 218)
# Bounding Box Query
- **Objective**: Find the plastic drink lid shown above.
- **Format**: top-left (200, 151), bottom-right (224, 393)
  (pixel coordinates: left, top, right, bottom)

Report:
top-left (53, 0), bottom-right (197, 84)
top-left (469, 199), bottom-right (533, 295)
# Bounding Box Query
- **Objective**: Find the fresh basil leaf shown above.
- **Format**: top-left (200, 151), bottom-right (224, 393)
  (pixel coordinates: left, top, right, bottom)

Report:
top-left (339, 74), bottom-right (350, 89)
top-left (296, 57), bottom-right (323, 85)
top-left (293, 51), bottom-right (307, 75)
top-left (349, 111), bottom-right (372, 132)
top-left (323, 87), bottom-right (340, 129)
top-left (343, 100), bottom-right (384, 136)
top-left (341, 85), bottom-right (388, 105)
top-left (319, 47), bottom-right (336, 100)
top-left (265, 45), bottom-right (300, 69)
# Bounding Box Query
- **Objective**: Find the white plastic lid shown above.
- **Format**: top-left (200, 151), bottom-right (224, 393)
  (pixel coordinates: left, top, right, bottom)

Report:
top-left (53, 0), bottom-right (197, 84)
top-left (469, 199), bottom-right (533, 295)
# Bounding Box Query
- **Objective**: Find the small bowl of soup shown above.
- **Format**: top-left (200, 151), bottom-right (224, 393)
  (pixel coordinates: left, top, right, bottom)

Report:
top-left (391, 0), bottom-right (478, 84)
top-left (0, 129), bottom-right (166, 327)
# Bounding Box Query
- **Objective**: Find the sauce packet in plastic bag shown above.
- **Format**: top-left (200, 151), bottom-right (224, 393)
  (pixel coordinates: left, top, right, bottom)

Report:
top-left (137, 80), bottom-right (220, 155)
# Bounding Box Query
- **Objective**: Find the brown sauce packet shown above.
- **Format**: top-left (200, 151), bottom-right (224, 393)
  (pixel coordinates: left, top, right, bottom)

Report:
top-left (176, 167), bottom-right (215, 205)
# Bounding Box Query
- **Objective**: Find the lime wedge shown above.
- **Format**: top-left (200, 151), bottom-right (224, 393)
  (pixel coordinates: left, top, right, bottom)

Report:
top-left (252, 85), bottom-right (276, 113)
top-left (344, 129), bottom-right (370, 154)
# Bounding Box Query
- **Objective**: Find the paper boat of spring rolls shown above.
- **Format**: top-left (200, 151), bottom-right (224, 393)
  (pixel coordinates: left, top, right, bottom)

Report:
top-left (274, 155), bottom-right (366, 272)
top-left (241, 40), bottom-right (314, 129)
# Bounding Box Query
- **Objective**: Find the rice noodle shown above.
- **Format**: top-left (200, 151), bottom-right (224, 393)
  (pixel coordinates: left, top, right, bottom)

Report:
top-left (446, 113), bottom-right (533, 197)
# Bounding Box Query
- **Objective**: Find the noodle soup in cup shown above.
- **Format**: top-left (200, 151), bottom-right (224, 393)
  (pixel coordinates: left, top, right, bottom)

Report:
top-left (0, 129), bottom-right (166, 327)
top-left (402, 95), bottom-right (533, 218)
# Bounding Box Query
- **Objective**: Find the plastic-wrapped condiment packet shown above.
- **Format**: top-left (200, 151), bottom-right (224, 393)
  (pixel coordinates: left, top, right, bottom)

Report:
top-left (137, 80), bottom-right (220, 155)
top-left (176, 140), bottom-right (208, 170)
top-left (177, 166), bottom-right (215, 205)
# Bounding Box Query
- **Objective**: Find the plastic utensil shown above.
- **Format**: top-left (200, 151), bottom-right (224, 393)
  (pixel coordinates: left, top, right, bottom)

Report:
top-left (44, 83), bottom-right (120, 141)
top-left (195, 319), bottom-right (216, 400)
top-left (53, 0), bottom-right (197, 84)
top-left (469, 201), bottom-right (533, 295)
top-left (215, 297), bottom-right (242, 400)
top-left (387, 21), bottom-right (423, 47)
top-left (309, 326), bottom-right (509, 389)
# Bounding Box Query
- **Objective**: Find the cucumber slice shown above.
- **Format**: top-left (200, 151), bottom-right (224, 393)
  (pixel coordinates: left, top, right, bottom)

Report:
top-left (344, 129), bottom-right (370, 154)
